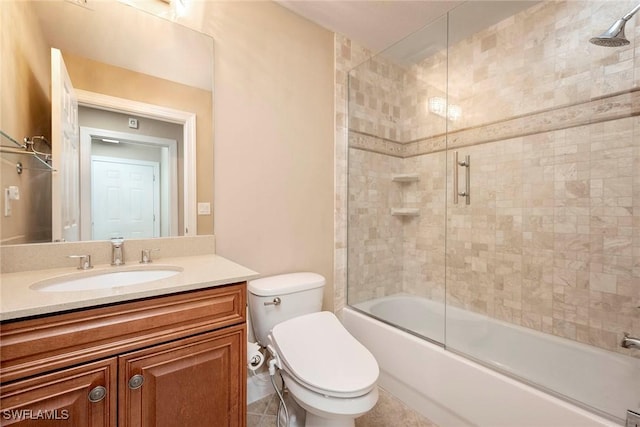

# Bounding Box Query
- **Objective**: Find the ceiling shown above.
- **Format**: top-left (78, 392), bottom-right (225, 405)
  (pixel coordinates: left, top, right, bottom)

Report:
top-left (276, 1), bottom-right (539, 58)
top-left (276, 1), bottom-right (464, 53)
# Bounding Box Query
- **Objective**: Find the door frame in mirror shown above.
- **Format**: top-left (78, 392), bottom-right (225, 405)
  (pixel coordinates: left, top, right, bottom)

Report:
top-left (76, 89), bottom-right (197, 237)
top-left (79, 127), bottom-right (179, 240)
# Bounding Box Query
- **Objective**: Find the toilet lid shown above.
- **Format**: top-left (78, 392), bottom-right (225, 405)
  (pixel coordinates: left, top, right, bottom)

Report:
top-left (270, 311), bottom-right (379, 397)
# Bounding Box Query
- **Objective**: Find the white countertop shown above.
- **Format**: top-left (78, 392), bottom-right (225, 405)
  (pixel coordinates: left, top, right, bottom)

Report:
top-left (0, 254), bottom-right (258, 321)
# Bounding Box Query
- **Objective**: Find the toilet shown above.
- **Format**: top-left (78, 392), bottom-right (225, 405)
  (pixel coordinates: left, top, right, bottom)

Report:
top-left (248, 272), bottom-right (379, 427)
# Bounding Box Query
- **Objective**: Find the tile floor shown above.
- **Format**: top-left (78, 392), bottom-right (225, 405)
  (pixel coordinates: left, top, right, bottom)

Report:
top-left (247, 387), bottom-right (439, 427)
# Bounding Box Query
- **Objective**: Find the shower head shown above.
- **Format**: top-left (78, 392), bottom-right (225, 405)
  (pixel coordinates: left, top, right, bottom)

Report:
top-left (589, 19), bottom-right (630, 47)
top-left (590, 4), bottom-right (640, 47)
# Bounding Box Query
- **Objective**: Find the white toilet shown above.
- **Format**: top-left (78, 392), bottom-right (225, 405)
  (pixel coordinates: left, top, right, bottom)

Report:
top-left (248, 272), bottom-right (379, 427)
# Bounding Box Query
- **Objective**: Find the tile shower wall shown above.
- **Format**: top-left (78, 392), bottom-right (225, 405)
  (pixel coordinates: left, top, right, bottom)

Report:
top-left (347, 148), bottom-right (447, 305)
top-left (342, 0), bottom-right (639, 357)
top-left (347, 149), bottom-right (404, 303)
top-left (335, 35), bottom-right (376, 315)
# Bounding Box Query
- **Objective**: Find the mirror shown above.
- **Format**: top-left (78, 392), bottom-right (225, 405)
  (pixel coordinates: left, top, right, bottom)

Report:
top-left (0, 0), bottom-right (214, 245)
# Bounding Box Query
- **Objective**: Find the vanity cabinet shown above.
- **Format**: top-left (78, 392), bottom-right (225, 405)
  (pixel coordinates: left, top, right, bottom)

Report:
top-left (0, 283), bottom-right (246, 427)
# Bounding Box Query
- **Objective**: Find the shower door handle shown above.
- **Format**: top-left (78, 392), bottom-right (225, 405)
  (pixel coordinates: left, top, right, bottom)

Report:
top-left (453, 152), bottom-right (470, 205)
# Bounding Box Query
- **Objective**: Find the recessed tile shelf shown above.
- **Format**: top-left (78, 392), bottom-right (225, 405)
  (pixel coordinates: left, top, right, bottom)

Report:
top-left (391, 208), bottom-right (420, 217)
top-left (391, 174), bottom-right (420, 183)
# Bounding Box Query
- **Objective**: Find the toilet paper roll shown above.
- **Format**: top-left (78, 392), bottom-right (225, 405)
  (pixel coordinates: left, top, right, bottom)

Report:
top-left (247, 341), bottom-right (264, 371)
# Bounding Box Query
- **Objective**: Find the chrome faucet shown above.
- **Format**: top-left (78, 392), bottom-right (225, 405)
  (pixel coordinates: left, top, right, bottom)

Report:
top-left (68, 254), bottom-right (93, 270)
top-left (140, 248), bottom-right (159, 264)
top-left (622, 333), bottom-right (640, 350)
top-left (111, 237), bottom-right (125, 266)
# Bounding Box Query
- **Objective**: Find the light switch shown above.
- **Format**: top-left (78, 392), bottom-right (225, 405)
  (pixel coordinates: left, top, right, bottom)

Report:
top-left (4, 186), bottom-right (19, 217)
top-left (7, 186), bottom-right (19, 200)
top-left (197, 202), bottom-right (211, 215)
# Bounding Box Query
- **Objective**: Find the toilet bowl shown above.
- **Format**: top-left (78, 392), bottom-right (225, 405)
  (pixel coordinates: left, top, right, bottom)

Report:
top-left (268, 311), bottom-right (379, 426)
top-left (280, 370), bottom-right (379, 427)
top-left (248, 273), bottom-right (379, 426)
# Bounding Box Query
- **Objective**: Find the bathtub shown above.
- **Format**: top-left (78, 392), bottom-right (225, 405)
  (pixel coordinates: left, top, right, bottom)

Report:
top-left (345, 295), bottom-right (640, 426)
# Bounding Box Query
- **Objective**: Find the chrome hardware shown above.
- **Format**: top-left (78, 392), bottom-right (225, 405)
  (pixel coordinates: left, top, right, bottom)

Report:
top-left (453, 152), bottom-right (471, 205)
top-left (111, 237), bottom-right (125, 266)
top-left (249, 355), bottom-right (262, 367)
top-left (128, 374), bottom-right (144, 390)
top-left (140, 248), bottom-right (159, 264)
top-left (88, 386), bottom-right (107, 403)
top-left (264, 297), bottom-right (282, 306)
top-left (68, 254), bottom-right (93, 270)
top-left (622, 333), bottom-right (640, 349)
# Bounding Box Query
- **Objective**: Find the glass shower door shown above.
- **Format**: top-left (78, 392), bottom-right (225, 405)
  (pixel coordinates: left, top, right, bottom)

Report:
top-left (444, 1), bottom-right (640, 422)
top-left (346, 15), bottom-right (448, 344)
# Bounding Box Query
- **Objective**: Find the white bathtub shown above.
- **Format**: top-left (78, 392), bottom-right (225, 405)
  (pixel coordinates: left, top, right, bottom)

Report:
top-left (346, 295), bottom-right (640, 426)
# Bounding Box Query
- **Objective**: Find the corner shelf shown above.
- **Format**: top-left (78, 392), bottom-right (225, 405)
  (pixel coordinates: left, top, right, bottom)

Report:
top-left (391, 208), bottom-right (420, 217)
top-left (391, 174), bottom-right (419, 183)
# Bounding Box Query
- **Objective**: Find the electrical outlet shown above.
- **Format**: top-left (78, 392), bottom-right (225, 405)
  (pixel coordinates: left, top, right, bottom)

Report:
top-left (128, 118), bottom-right (139, 129)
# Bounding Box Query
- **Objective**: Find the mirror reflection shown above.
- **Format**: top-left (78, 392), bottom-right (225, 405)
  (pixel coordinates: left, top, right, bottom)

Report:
top-left (0, 0), bottom-right (214, 245)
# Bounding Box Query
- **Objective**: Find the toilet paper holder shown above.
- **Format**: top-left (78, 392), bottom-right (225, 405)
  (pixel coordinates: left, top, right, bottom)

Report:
top-left (249, 354), bottom-right (262, 367)
top-left (247, 341), bottom-right (265, 371)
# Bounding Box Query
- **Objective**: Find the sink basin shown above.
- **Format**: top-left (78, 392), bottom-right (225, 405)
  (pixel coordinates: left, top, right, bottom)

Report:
top-left (31, 266), bottom-right (183, 292)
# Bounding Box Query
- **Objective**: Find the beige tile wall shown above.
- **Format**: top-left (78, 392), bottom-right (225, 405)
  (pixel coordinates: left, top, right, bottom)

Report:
top-left (338, 1), bottom-right (639, 357)
top-left (447, 1), bottom-right (640, 132)
top-left (335, 35), bottom-right (376, 314)
top-left (347, 148), bottom-right (404, 304)
top-left (400, 154), bottom-right (447, 302)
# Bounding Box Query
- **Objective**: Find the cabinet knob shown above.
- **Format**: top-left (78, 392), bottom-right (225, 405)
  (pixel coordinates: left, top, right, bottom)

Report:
top-left (128, 374), bottom-right (144, 390)
top-left (88, 386), bottom-right (107, 403)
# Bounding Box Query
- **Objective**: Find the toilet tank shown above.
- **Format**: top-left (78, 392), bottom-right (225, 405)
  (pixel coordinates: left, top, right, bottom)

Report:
top-left (248, 272), bottom-right (325, 346)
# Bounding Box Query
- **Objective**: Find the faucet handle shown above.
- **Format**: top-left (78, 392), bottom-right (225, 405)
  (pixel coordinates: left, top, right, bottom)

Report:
top-left (68, 254), bottom-right (93, 270)
top-left (140, 248), bottom-right (160, 264)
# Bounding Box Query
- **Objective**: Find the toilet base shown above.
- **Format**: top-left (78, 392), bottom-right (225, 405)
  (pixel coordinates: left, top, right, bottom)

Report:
top-left (304, 412), bottom-right (354, 427)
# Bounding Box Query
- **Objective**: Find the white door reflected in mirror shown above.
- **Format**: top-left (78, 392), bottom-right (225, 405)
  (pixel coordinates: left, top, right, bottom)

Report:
top-left (51, 48), bottom-right (80, 242)
top-left (91, 157), bottom-right (159, 240)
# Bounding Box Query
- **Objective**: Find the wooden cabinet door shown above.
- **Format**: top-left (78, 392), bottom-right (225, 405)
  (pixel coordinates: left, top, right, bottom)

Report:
top-left (0, 358), bottom-right (117, 427)
top-left (119, 325), bottom-right (245, 427)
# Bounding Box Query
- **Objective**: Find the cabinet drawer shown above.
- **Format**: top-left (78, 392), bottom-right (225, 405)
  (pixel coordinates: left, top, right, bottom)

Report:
top-left (1, 283), bottom-right (246, 383)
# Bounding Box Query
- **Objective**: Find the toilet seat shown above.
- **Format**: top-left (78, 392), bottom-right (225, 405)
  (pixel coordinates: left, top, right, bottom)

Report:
top-left (269, 311), bottom-right (379, 398)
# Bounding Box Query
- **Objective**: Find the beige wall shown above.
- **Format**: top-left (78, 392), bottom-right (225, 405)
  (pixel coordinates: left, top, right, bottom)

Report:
top-left (200, 2), bottom-right (336, 309)
top-left (0, 1), bottom-right (52, 244)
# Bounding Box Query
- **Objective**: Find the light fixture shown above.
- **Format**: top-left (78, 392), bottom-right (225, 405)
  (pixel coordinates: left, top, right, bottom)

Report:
top-left (171, 0), bottom-right (188, 18)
